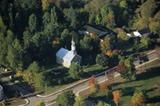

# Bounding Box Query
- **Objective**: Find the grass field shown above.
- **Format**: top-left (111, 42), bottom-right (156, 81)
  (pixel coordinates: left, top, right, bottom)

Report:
top-left (111, 66), bottom-right (160, 106)
top-left (84, 66), bottom-right (160, 106)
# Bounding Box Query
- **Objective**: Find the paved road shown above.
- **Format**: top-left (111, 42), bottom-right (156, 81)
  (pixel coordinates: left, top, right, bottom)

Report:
top-left (22, 49), bottom-right (160, 106)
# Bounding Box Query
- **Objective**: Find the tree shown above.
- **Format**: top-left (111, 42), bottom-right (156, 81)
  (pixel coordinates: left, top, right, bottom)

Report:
top-left (0, 16), bottom-right (6, 33)
top-left (28, 14), bottom-right (37, 33)
top-left (149, 18), bottom-right (160, 35)
top-left (22, 62), bottom-right (44, 89)
top-left (97, 5), bottom-right (116, 28)
top-left (105, 9), bottom-right (116, 29)
top-left (112, 90), bottom-right (121, 106)
top-left (131, 90), bottom-right (145, 106)
top-left (0, 32), bottom-right (7, 65)
top-left (100, 36), bottom-right (112, 53)
top-left (56, 90), bottom-right (75, 106)
top-left (69, 63), bottom-right (81, 79)
top-left (119, 0), bottom-right (128, 9)
top-left (15, 0), bottom-right (36, 10)
top-left (80, 35), bottom-right (93, 52)
top-left (63, 7), bottom-right (78, 28)
top-left (119, 57), bottom-right (136, 80)
top-left (74, 96), bottom-right (86, 106)
top-left (88, 76), bottom-right (98, 94)
top-left (140, 0), bottom-right (156, 19)
top-left (96, 101), bottom-right (111, 106)
top-left (41, 0), bottom-right (50, 11)
top-left (96, 54), bottom-right (109, 67)
top-left (34, 72), bottom-right (45, 90)
top-left (23, 30), bottom-right (32, 48)
top-left (140, 36), bottom-right (151, 49)
top-left (117, 30), bottom-right (128, 41)
top-left (27, 61), bottom-right (41, 73)
top-left (6, 37), bottom-right (24, 71)
top-left (43, 7), bottom-right (58, 36)
top-left (149, 11), bottom-right (160, 35)
top-left (61, 29), bottom-right (71, 47)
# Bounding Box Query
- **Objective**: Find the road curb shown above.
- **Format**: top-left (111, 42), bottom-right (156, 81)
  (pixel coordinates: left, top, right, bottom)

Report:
top-left (36, 79), bottom-right (89, 98)
top-left (18, 98), bottom-right (29, 106)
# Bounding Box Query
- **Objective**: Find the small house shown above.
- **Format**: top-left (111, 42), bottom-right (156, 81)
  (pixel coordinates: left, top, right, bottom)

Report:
top-left (78, 24), bottom-right (109, 38)
top-left (133, 28), bottom-right (150, 37)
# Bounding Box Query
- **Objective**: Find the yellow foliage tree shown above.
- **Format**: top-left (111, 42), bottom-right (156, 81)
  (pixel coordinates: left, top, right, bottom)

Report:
top-left (41, 0), bottom-right (50, 11)
top-left (131, 91), bottom-right (145, 106)
top-left (112, 90), bottom-right (121, 106)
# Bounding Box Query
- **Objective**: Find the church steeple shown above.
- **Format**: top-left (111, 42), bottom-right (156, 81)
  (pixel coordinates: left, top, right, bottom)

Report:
top-left (71, 38), bottom-right (76, 54)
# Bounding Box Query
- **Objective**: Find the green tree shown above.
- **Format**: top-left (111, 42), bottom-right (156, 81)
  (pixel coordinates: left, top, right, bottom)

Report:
top-left (119, 57), bottom-right (136, 80)
top-left (43, 7), bottom-right (58, 36)
top-left (107, 9), bottom-right (115, 29)
top-left (74, 96), bottom-right (86, 106)
top-left (149, 11), bottom-right (160, 35)
top-left (23, 29), bottom-right (32, 48)
top-left (24, 61), bottom-right (44, 89)
top-left (56, 90), bottom-right (75, 106)
top-left (140, 0), bottom-right (156, 19)
top-left (63, 7), bottom-right (78, 28)
top-left (7, 45), bottom-right (18, 70)
top-left (119, 0), bottom-right (128, 9)
top-left (34, 72), bottom-right (45, 90)
top-left (80, 35), bottom-right (93, 52)
top-left (100, 36), bottom-right (112, 53)
top-left (15, 0), bottom-right (36, 10)
top-left (28, 14), bottom-right (37, 33)
top-left (117, 30), bottom-right (128, 41)
top-left (27, 61), bottom-right (41, 73)
top-left (96, 54), bottom-right (109, 67)
top-left (131, 90), bottom-right (146, 106)
top-left (0, 16), bottom-right (6, 33)
top-left (0, 32), bottom-right (7, 65)
top-left (140, 36), bottom-right (151, 49)
top-left (61, 29), bottom-right (71, 46)
top-left (69, 63), bottom-right (81, 79)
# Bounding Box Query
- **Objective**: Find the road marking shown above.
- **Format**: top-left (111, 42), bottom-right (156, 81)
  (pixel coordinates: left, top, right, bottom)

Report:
top-left (19, 98), bottom-right (29, 106)
top-left (46, 101), bottom-right (56, 106)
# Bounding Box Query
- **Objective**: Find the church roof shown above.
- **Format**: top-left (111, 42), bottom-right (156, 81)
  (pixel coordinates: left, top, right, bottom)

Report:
top-left (56, 48), bottom-right (78, 63)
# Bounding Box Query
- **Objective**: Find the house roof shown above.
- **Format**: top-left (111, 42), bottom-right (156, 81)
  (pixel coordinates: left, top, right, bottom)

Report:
top-left (133, 31), bottom-right (142, 37)
top-left (56, 48), bottom-right (80, 63)
top-left (138, 28), bottom-right (150, 35)
top-left (80, 24), bottom-right (109, 37)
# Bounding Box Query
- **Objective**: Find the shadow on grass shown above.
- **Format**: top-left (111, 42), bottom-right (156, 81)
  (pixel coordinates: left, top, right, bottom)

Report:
top-left (114, 85), bottom-right (142, 96)
top-left (146, 96), bottom-right (160, 104)
top-left (81, 68), bottom-right (106, 78)
top-left (136, 66), bottom-right (160, 81)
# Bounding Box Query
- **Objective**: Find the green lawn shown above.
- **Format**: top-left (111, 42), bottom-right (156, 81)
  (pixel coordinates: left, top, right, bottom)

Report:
top-left (112, 66), bottom-right (160, 106)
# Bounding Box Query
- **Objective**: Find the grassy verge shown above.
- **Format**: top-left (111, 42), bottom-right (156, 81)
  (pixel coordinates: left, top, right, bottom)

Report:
top-left (112, 66), bottom-right (160, 106)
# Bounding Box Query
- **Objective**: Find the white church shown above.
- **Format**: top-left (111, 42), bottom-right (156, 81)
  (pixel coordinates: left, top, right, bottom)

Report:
top-left (56, 39), bottom-right (81, 68)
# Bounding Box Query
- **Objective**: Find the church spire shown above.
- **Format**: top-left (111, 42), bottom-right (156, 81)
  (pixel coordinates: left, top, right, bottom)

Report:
top-left (71, 37), bottom-right (76, 54)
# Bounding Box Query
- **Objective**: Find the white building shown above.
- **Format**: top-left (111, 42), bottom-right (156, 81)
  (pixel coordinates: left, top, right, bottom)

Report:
top-left (56, 39), bottom-right (81, 68)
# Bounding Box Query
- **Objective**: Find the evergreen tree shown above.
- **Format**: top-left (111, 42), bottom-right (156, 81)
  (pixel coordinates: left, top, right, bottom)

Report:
top-left (69, 63), bottom-right (81, 79)
top-left (28, 14), bottom-right (37, 33)
top-left (56, 90), bottom-right (75, 106)
top-left (74, 96), bottom-right (86, 106)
